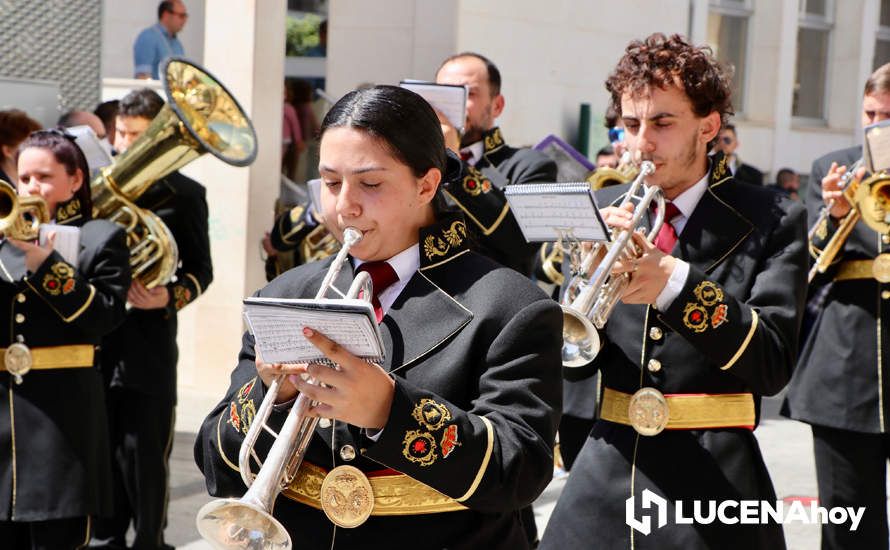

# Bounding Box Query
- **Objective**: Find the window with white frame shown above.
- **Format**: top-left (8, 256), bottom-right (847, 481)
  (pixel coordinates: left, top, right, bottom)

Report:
top-left (707, 0), bottom-right (752, 113)
top-left (874, 0), bottom-right (890, 69)
top-left (793, 0), bottom-right (833, 120)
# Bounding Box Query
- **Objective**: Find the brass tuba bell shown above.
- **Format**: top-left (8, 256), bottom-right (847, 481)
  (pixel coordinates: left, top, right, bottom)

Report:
top-left (91, 57), bottom-right (257, 288)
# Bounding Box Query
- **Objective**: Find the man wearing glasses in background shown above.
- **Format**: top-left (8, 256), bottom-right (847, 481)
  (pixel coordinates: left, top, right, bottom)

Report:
top-left (133, 1), bottom-right (188, 80)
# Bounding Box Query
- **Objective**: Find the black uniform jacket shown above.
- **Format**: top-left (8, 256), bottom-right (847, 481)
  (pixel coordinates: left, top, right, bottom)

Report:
top-left (782, 146), bottom-right (889, 433)
top-left (541, 159), bottom-right (808, 550)
top-left (733, 161), bottom-right (764, 186)
top-left (195, 217), bottom-right (563, 550)
top-left (101, 171), bottom-right (213, 402)
top-left (0, 217), bottom-right (130, 521)
top-left (443, 127), bottom-right (557, 276)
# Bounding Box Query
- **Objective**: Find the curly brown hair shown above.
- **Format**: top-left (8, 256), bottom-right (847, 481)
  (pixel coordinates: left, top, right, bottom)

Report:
top-left (605, 33), bottom-right (733, 132)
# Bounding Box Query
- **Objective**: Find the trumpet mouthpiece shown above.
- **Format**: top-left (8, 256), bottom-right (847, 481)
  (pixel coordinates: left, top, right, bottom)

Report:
top-left (342, 227), bottom-right (364, 246)
top-left (640, 160), bottom-right (656, 174)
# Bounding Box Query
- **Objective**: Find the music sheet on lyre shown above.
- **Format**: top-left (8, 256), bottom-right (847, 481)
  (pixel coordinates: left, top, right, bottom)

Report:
top-left (505, 185), bottom-right (608, 242)
top-left (244, 298), bottom-right (384, 364)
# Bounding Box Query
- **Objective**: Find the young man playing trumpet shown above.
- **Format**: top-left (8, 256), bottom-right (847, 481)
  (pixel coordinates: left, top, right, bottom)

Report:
top-left (541, 33), bottom-right (808, 549)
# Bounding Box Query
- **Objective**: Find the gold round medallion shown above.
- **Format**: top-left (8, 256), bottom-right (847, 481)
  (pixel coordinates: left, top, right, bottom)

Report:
top-left (4, 343), bottom-right (32, 377)
top-left (320, 465), bottom-right (374, 528)
top-left (873, 253), bottom-right (890, 283)
top-left (628, 387), bottom-right (670, 436)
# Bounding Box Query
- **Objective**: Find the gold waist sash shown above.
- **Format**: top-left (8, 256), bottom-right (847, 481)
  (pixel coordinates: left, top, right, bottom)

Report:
top-left (0, 344), bottom-right (94, 371)
top-left (600, 387), bottom-right (756, 431)
top-left (282, 461), bottom-right (467, 516)
top-left (835, 256), bottom-right (890, 283)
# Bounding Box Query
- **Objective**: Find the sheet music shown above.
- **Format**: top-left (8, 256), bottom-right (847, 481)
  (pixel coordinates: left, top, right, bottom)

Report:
top-left (505, 182), bottom-right (608, 242)
top-left (244, 297), bottom-right (384, 364)
top-left (399, 80), bottom-right (467, 133)
top-left (39, 224), bottom-right (80, 268)
top-left (865, 119), bottom-right (890, 173)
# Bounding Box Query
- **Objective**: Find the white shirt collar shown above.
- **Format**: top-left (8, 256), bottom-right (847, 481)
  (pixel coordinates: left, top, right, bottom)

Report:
top-left (353, 244), bottom-right (420, 314)
top-left (660, 171), bottom-right (709, 236)
top-left (460, 141), bottom-right (485, 166)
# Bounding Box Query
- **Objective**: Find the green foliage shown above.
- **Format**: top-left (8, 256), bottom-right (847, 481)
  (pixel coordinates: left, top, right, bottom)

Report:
top-left (285, 14), bottom-right (322, 57)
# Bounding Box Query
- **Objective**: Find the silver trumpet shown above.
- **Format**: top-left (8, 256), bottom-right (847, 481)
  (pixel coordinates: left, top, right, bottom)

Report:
top-left (561, 161), bottom-right (664, 367)
top-left (196, 227), bottom-right (372, 550)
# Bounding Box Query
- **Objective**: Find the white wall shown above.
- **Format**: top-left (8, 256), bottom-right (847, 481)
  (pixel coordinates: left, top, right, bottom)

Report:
top-left (326, 0), bottom-right (877, 178)
top-left (102, 0), bottom-right (205, 79)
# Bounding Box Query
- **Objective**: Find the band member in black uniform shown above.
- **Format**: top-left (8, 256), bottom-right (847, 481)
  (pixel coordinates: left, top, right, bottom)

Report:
top-left (540, 34), bottom-right (808, 550)
top-left (0, 130), bottom-right (130, 549)
top-left (195, 85), bottom-right (562, 550)
top-left (434, 52), bottom-right (557, 277)
top-left (782, 62), bottom-right (890, 550)
top-left (91, 89), bottom-right (213, 550)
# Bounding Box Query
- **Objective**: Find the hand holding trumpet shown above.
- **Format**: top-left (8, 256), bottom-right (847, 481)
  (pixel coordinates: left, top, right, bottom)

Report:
top-left (255, 327), bottom-right (396, 430)
top-left (598, 203), bottom-right (676, 305)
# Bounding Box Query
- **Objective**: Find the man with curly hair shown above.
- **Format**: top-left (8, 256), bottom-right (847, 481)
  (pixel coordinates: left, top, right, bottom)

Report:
top-left (541, 33), bottom-right (807, 549)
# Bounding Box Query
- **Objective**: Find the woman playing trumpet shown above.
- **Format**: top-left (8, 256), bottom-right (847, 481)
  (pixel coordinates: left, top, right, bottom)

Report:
top-left (195, 85), bottom-right (562, 549)
top-left (0, 130), bottom-right (130, 548)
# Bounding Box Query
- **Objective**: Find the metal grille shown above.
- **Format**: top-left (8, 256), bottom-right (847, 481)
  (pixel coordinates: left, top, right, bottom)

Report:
top-left (0, 0), bottom-right (102, 111)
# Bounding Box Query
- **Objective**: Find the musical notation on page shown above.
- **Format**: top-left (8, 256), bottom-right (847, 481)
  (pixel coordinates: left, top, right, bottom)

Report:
top-left (243, 297), bottom-right (385, 365)
top-left (504, 182), bottom-right (608, 243)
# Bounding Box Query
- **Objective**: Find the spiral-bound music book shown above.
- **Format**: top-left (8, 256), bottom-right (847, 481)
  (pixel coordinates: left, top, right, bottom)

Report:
top-left (243, 297), bottom-right (385, 364)
top-left (504, 182), bottom-right (609, 243)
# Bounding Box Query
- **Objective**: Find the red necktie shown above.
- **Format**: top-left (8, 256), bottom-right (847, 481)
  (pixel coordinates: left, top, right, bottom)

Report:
top-left (459, 150), bottom-right (473, 162)
top-left (653, 202), bottom-right (681, 254)
top-left (356, 261), bottom-right (399, 323)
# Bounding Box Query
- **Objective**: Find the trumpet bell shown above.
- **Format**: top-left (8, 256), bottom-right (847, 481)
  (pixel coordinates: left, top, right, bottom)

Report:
top-left (561, 305), bottom-right (602, 368)
top-left (196, 498), bottom-right (291, 550)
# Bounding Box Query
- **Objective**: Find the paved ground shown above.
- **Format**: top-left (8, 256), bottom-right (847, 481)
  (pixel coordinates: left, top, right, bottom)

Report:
top-left (163, 392), bottom-right (883, 548)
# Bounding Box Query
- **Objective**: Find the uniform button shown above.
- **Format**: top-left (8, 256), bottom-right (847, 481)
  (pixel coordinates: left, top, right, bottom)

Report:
top-left (339, 445), bottom-right (356, 462)
top-left (318, 418), bottom-right (331, 429)
top-left (883, 235), bottom-right (890, 244)
top-left (14, 314), bottom-right (25, 324)
top-left (883, 290), bottom-right (890, 300)
top-left (647, 358), bottom-right (662, 372)
top-left (649, 327), bottom-right (663, 341)
top-left (15, 294), bottom-right (25, 303)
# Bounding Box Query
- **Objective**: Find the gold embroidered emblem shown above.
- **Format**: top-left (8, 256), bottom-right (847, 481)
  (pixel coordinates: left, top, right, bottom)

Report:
top-left (683, 303), bottom-right (709, 333)
top-left (55, 198), bottom-right (81, 222)
top-left (693, 281), bottom-right (724, 307)
top-left (483, 127), bottom-right (505, 154)
top-left (712, 154), bottom-right (728, 182)
top-left (412, 398), bottom-right (451, 431)
top-left (462, 166), bottom-right (492, 196)
top-left (240, 400), bottom-right (256, 435)
top-left (42, 274), bottom-right (62, 295)
top-left (422, 221), bottom-right (467, 261)
top-left (232, 377), bottom-right (257, 434)
top-left (402, 430), bottom-right (437, 466)
top-left (711, 303), bottom-right (729, 329)
top-left (51, 262), bottom-right (74, 279)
